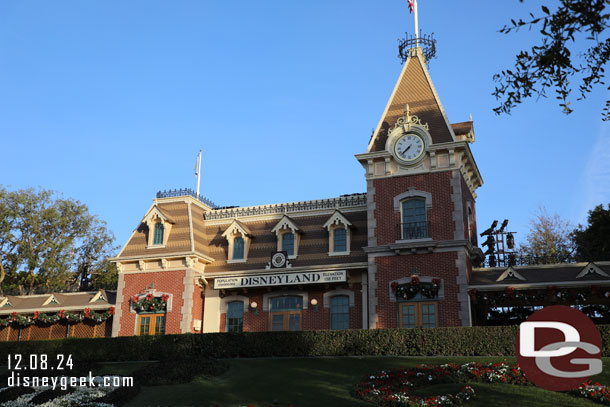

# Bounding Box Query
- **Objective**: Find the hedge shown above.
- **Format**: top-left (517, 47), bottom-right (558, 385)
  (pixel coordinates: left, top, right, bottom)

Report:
top-left (1, 325), bottom-right (609, 362)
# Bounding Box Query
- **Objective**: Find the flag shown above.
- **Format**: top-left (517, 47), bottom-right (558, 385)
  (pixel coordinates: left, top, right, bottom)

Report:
top-left (195, 151), bottom-right (201, 177)
top-left (408, 0), bottom-right (414, 13)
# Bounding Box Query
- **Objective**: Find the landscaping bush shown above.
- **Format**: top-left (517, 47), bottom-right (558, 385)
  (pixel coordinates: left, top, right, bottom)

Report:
top-left (1, 325), bottom-right (608, 362)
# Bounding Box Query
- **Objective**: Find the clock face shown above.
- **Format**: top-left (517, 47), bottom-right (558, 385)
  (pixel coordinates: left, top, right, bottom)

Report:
top-left (394, 133), bottom-right (425, 163)
top-left (271, 252), bottom-right (287, 268)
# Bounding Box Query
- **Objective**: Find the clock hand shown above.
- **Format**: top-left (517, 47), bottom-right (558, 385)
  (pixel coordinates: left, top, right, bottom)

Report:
top-left (402, 145), bottom-right (412, 155)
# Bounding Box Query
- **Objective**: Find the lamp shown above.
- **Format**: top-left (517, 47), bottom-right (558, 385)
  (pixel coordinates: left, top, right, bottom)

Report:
top-left (310, 298), bottom-right (318, 312)
top-left (250, 301), bottom-right (258, 314)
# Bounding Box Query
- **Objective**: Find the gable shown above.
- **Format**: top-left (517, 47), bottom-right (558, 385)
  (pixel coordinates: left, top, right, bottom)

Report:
top-left (368, 49), bottom-right (455, 152)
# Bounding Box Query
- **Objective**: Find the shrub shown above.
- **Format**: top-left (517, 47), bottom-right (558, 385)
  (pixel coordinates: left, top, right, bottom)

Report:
top-left (1, 325), bottom-right (608, 362)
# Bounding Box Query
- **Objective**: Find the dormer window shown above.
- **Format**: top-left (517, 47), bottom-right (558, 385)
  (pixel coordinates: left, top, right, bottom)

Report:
top-left (153, 223), bottom-right (164, 245)
top-left (271, 216), bottom-right (301, 259)
top-left (222, 220), bottom-right (252, 263)
top-left (333, 228), bottom-right (347, 252)
top-left (233, 237), bottom-right (245, 260)
top-left (282, 232), bottom-right (295, 256)
top-left (142, 206), bottom-right (174, 248)
top-left (323, 210), bottom-right (352, 256)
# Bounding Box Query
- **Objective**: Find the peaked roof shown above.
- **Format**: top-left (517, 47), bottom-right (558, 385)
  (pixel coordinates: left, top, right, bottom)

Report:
top-left (368, 48), bottom-right (455, 152)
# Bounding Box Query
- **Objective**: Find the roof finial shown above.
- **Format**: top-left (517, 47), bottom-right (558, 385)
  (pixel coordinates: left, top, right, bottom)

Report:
top-left (404, 104), bottom-right (411, 121)
top-left (469, 113), bottom-right (473, 122)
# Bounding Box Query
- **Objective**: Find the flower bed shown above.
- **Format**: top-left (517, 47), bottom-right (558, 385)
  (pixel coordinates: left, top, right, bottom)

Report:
top-left (0, 375), bottom-right (126, 407)
top-left (353, 362), bottom-right (610, 406)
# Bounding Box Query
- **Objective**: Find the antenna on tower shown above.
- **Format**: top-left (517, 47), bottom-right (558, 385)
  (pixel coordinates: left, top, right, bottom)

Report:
top-left (398, 0), bottom-right (437, 63)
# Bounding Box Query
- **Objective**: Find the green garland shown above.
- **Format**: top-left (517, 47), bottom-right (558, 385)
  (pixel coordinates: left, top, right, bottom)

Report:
top-left (130, 294), bottom-right (169, 313)
top-left (0, 307), bottom-right (115, 327)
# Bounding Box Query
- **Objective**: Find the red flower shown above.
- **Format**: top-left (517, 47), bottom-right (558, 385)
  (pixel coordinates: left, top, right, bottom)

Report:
top-left (59, 309), bottom-right (65, 318)
top-left (146, 293), bottom-right (154, 301)
top-left (33, 311), bottom-right (40, 320)
top-left (84, 308), bottom-right (91, 318)
top-left (505, 287), bottom-right (515, 297)
top-left (410, 276), bottom-right (420, 286)
top-left (131, 295), bottom-right (139, 303)
top-left (391, 282), bottom-right (399, 292)
top-left (108, 306), bottom-right (115, 315)
top-left (11, 312), bottom-right (16, 320)
top-left (161, 294), bottom-right (169, 302)
top-left (432, 278), bottom-right (441, 287)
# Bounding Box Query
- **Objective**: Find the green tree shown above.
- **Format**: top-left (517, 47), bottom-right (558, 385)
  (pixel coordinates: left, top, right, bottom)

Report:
top-left (494, 0), bottom-right (610, 120)
top-left (519, 207), bottom-right (575, 264)
top-left (0, 187), bottom-right (117, 294)
top-left (572, 203), bottom-right (610, 261)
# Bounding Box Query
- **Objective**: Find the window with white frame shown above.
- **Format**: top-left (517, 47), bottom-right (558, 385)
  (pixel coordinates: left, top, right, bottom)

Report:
top-left (153, 223), bottom-right (164, 245)
top-left (142, 206), bottom-right (174, 248)
top-left (222, 220), bottom-right (252, 263)
top-left (401, 198), bottom-right (427, 239)
top-left (323, 210), bottom-right (352, 255)
top-left (271, 215), bottom-right (300, 258)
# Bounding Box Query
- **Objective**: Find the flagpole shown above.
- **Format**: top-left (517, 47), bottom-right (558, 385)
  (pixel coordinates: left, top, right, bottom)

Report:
top-left (195, 150), bottom-right (202, 197)
top-left (414, 0), bottom-right (419, 48)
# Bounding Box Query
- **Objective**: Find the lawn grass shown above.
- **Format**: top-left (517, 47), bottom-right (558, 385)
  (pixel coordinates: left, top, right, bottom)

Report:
top-left (119, 357), bottom-right (610, 407)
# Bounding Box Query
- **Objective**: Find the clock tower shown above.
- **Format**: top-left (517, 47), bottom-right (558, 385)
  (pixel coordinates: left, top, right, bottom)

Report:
top-left (356, 46), bottom-right (483, 328)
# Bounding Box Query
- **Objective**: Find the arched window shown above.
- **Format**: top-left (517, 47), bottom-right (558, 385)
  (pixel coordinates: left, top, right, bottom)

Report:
top-left (330, 295), bottom-right (349, 330)
top-left (233, 237), bottom-right (244, 259)
top-left (333, 228), bottom-right (347, 252)
top-left (401, 198), bottom-right (427, 239)
top-left (282, 232), bottom-right (294, 256)
top-left (153, 223), bottom-right (164, 245)
top-left (227, 301), bottom-right (244, 333)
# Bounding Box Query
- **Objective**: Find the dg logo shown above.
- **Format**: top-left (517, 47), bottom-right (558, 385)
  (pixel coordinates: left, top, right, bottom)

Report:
top-left (516, 305), bottom-right (603, 391)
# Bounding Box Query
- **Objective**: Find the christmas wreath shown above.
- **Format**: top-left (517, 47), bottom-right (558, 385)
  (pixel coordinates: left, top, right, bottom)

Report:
top-left (130, 293), bottom-right (169, 313)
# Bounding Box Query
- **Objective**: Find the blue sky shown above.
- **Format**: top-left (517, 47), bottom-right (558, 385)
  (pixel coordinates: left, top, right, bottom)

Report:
top-left (1, 0), bottom-right (608, 250)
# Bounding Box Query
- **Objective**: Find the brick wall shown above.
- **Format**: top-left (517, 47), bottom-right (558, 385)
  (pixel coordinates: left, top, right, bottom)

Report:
top-left (118, 269), bottom-right (186, 336)
top-left (373, 252), bottom-right (461, 328)
top-left (373, 172), bottom-right (455, 245)
top-left (218, 285), bottom-right (363, 332)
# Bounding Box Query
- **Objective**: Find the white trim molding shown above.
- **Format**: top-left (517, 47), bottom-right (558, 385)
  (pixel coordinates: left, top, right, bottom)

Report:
top-left (222, 219), bottom-right (252, 262)
top-left (577, 263), bottom-right (610, 279)
top-left (220, 294), bottom-right (250, 313)
top-left (324, 210), bottom-right (352, 256)
top-left (393, 188), bottom-right (432, 211)
top-left (323, 289), bottom-right (356, 308)
top-left (496, 267), bottom-right (527, 282)
top-left (262, 290), bottom-right (309, 312)
top-left (271, 215), bottom-right (301, 258)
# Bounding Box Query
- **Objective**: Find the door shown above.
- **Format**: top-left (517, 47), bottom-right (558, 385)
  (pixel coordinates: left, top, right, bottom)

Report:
top-left (269, 296), bottom-right (303, 331)
top-left (398, 302), bottom-right (437, 328)
top-left (137, 313), bottom-right (166, 335)
top-left (270, 311), bottom-right (301, 331)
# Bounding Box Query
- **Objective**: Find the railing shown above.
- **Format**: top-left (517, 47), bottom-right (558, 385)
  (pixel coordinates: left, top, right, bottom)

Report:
top-left (481, 253), bottom-right (575, 268)
top-left (205, 193), bottom-right (367, 220)
top-left (156, 189), bottom-right (218, 208)
top-left (398, 222), bottom-right (428, 240)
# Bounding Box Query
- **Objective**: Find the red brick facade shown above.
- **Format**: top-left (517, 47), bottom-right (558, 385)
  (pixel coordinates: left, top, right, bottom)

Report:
top-left (118, 269), bottom-right (186, 336)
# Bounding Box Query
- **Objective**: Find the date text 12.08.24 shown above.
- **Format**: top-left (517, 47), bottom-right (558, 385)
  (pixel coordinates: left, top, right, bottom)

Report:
top-left (7, 354), bottom-right (73, 371)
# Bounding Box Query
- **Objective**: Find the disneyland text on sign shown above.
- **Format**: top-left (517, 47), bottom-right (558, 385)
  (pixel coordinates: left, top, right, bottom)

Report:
top-left (213, 270), bottom-right (346, 289)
